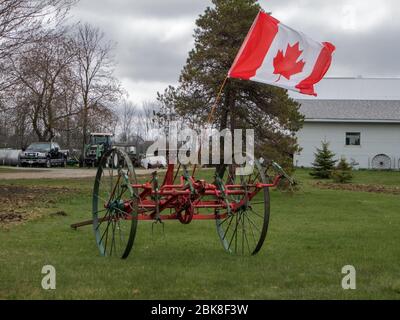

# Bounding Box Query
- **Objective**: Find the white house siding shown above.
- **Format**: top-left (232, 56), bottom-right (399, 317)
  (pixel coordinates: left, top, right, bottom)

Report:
top-left (294, 122), bottom-right (400, 169)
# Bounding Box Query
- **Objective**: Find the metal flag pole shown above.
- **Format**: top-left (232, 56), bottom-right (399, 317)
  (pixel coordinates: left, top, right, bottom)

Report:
top-left (192, 75), bottom-right (229, 177)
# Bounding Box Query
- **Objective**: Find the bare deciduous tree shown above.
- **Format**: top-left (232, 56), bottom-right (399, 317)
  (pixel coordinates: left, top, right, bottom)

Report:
top-left (118, 99), bottom-right (137, 143)
top-left (0, 3), bottom-right (125, 152)
top-left (9, 31), bottom-right (77, 141)
top-left (0, 0), bottom-right (74, 57)
top-left (74, 23), bottom-right (122, 156)
top-left (140, 100), bottom-right (161, 141)
top-left (55, 66), bottom-right (80, 150)
top-left (0, 0), bottom-right (75, 91)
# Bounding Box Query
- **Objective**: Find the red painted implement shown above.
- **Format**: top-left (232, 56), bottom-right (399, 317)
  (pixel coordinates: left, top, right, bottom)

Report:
top-left (71, 148), bottom-right (292, 259)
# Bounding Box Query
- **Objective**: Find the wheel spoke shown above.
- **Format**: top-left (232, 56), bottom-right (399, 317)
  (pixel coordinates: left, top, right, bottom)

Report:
top-left (110, 218), bottom-right (117, 256)
top-left (95, 191), bottom-right (113, 208)
top-left (221, 214), bottom-right (235, 241)
top-left (241, 212), bottom-right (245, 255)
top-left (249, 201), bottom-right (264, 206)
top-left (93, 208), bottom-right (107, 216)
top-left (218, 214), bottom-right (232, 226)
top-left (244, 211), bottom-right (262, 233)
top-left (248, 207), bottom-right (264, 219)
top-left (100, 169), bottom-right (112, 201)
top-left (248, 171), bottom-right (260, 185)
top-left (117, 219), bottom-right (125, 247)
top-left (215, 159), bottom-right (269, 256)
top-left (228, 212), bottom-right (241, 253)
top-left (242, 215), bottom-right (251, 254)
top-left (243, 213), bottom-right (257, 240)
top-left (95, 209), bottom-right (111, 231)
top-left (102, 217), bottom-right (111, 255)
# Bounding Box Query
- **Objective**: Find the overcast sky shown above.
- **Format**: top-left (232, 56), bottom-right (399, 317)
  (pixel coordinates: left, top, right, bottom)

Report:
top-left (70, 0), bottom-right (400, 103)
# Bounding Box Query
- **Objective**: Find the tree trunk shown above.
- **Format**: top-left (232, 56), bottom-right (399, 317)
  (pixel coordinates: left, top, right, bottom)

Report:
top-left (66, 117), bottom-right (71, 152)
top-left (81, 101), bottom-right (88, 166)
top-left (216, 84), bottom-right (235, 177)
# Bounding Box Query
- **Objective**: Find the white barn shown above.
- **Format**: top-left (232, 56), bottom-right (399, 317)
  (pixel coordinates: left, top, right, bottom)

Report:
top-left (290, 78), bottom-right (400, 170)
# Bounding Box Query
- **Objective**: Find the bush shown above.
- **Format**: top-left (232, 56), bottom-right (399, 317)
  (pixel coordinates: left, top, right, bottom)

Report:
top-left (310, 142), bottom-right (337, 179)
top-left (332, 158), bottom-right (353, 183)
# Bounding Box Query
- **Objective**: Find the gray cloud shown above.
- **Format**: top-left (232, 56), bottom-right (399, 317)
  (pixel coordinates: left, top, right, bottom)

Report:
top-left (263, 0), bottom-right (400, 77)
top-left (75, 0), bottom-right (210, 19)
top-left (119, 40), bottom-right (189, 82)
top-left (71, 0), bottom-right (400, 102)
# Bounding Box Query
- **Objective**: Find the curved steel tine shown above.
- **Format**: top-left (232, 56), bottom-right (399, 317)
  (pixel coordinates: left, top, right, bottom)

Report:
top-left (272, 161), bottom-right (295, 185)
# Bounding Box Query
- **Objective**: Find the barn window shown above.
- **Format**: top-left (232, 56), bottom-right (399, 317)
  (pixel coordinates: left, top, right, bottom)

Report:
top-left (346, 132), bottom-right (361, 146)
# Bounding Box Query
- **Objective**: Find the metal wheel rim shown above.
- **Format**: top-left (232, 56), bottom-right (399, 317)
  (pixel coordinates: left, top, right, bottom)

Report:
top-left (215, 154), bottom-right (270, 255)
top-left (92, 148), bottom-right (138, 259)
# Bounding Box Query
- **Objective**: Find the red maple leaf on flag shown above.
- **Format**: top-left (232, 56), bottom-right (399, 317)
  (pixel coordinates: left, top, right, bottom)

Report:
top-left (273, 42), bottom-right (305, 81)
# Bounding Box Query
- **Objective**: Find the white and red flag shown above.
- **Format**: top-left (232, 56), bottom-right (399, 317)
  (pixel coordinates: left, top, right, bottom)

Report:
top-left (228, 11), bottom-right (335, 96)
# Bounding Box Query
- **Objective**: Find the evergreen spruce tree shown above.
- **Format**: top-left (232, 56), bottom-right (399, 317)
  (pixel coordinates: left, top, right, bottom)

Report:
top-left (332, 157), bottom-right (353, 183)
top-left (310, 142), bottom-right (337, 179)
top-left (156, 0), bottom-right (304, 170)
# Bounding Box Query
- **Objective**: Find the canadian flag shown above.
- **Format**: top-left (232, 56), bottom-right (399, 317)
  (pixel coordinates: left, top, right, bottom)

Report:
top-left (228, 11), bottom-right (335, 96)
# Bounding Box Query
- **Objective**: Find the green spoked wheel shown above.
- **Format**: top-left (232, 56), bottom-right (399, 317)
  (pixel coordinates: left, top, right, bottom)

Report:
top-left (215, 154), bottom-right (270, 255)
top-left (92, 148), bottom-right (138, 259)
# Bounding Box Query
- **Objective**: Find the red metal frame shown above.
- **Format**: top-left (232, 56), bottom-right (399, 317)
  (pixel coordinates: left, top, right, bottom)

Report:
top-left (119, 164), bottom-right (283, 223)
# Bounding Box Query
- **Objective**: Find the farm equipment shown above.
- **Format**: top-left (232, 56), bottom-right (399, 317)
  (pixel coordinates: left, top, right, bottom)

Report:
top-left (71, 148), bottom-right (293, 259)
top-left (84, 133), bottom-right (140, 167)
top-left (83, 133), bottom-right (113, 167)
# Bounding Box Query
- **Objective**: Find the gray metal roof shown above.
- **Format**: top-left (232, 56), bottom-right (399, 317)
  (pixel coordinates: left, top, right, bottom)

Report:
top-left (297, 99), bottom-right (400, 123)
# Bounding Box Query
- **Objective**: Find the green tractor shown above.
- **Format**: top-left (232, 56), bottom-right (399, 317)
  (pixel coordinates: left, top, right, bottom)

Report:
top-left (84, 133), bottom-right (113, 167)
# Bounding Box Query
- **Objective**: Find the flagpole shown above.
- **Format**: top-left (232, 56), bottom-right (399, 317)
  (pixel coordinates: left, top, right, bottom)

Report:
top-left (206, 75), bottom-right (229, 125)
top-left (192, 75), bottom-right (229, 177)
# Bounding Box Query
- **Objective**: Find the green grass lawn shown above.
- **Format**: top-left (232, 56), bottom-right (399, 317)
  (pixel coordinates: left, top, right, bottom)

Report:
top-left (0, 169), bottom-right (399, 299)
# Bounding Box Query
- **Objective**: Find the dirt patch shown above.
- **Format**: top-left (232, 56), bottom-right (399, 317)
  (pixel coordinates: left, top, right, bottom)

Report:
top-left (0, 166), bottom-right (161, 180)
top-left (50, 211), bottom-right (68, 217)
top-left (0, 212), bottom-right (24, 223)
top-left (314, 181), bottom-right (400, 195)
top-left (0, 185), bottom-right (74, 226)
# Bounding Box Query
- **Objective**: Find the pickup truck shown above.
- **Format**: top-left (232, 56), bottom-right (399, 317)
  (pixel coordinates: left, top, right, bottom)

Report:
top-left (19, 142), bottom-right (67, 168)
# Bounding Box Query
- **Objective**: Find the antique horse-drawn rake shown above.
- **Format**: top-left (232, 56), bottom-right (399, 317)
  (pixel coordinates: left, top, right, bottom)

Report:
top-left (69, 7), bottom-right (335, 259)
top-left (71, 147), bottom-right (292, 259)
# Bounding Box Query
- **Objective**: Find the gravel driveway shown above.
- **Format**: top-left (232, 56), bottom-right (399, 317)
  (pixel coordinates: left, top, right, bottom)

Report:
top-left (0, 166), bottom-right (157, 180)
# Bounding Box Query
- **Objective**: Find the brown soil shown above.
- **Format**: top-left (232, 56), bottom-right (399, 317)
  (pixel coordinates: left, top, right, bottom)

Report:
top-left (0, 166), bottom-right (161, 180)
top-left (0, 185), bottom-right (73, 225)
top-left (314, 181), bottom-right (400, 195)
top-left (0, 212), bottom-right (24, 223)
top-left (0, 167), bottom-right (97, 180)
